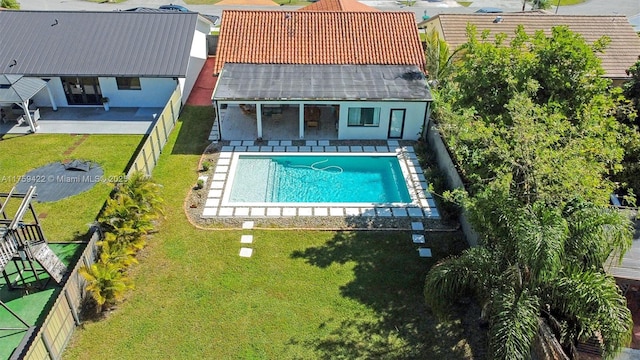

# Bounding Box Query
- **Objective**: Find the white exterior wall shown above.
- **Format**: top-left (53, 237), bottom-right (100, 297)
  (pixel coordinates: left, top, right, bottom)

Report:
top-left (337, 101), bottom-right (428, 140)
top-left (32, 77), bottom-right (178, 108)
top-left (181, 18), bottom-right (209, 103)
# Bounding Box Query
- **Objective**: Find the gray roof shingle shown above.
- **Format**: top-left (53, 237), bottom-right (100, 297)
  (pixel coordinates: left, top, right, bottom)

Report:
top-left (0, 11), bottom-right (198, 77)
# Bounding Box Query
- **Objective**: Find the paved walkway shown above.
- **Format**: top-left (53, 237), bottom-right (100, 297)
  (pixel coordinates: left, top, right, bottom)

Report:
top-left (202, 140), bottom-right (439, 219)
top-left (186, 57), bottom-right (217, 106)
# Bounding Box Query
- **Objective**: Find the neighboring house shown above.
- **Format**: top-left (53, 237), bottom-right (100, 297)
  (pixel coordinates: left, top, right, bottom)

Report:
top-left (211, 5), bottom-right (431, 141)
top-left (0, 11), bottom-right (213, 116)
top-left (418, 13), bottom-right (640, 86)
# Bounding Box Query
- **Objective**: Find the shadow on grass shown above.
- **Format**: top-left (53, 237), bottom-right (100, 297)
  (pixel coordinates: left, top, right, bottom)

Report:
top-left (290, 231), bottom-right (486, 359)
top-left (171, 106), bottom-right (215, 155)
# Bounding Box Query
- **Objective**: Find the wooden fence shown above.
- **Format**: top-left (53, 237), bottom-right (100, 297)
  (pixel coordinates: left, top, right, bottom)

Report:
top-left (127, 85), bottom-right (182, 177)
top-left (16, 228), bottom-right (100, 360)
top-left (14, 88), bottom-right (183, 359)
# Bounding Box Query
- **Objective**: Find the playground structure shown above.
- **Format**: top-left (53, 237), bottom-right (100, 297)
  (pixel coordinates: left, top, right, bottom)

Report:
top-left (0, 186), bottom-right (67, 331)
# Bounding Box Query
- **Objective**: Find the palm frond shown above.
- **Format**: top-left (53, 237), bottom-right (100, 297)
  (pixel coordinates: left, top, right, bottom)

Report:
top-left (489, 288), bottom-right (540, 360)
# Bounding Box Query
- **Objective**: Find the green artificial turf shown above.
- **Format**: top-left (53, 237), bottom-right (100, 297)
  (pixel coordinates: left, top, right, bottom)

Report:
top-left (64, 106), bottom-right (482, 359)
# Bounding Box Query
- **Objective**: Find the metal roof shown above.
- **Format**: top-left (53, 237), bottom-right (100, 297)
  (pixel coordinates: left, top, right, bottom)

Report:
top-left (213, 64), bottom-right (432, 101)
top-left (0, 11), bottom-right (199, 77)
top-left (0, 75), bottom-right (47, 104)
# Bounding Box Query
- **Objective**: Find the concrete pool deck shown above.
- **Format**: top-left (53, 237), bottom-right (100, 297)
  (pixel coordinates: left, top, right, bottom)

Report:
top-left (201, 140), bottom-right (439, 219)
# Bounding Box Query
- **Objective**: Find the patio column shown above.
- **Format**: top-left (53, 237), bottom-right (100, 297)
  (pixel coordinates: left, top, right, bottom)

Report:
top-left (45, 82), bottom-right (57, 111)
top-left (299, 103), bottom-right (304, 139)
top-left (256, 103), bottom-right (263, 139)
top-left (19, 101), bottom-right (37, 133)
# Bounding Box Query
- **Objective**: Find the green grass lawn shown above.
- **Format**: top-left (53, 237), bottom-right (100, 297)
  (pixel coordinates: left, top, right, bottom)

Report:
top-left (64, 106), bottom-right (484, 359)
top-left (0, 134), bottom-right (143, 241)
top-left (557, 0), bottom-right (585, 5)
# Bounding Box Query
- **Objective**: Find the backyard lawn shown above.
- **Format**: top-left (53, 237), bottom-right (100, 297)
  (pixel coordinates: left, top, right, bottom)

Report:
top-left (0, 134), bottom-right (143, 242)
top-left (64, 106), bottom-right (483, 359)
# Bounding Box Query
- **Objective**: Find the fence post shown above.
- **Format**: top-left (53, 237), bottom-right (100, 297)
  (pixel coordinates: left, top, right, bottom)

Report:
top-left (41, 331), bottom-right (57, 360)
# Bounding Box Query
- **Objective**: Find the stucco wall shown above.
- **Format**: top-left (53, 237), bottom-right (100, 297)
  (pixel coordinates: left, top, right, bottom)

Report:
top-left (337, 101), bottom-right (428, 140)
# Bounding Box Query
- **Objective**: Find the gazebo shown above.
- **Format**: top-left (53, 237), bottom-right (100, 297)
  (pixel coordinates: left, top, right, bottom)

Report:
top-left (0, 74), bottom-right (57, 133)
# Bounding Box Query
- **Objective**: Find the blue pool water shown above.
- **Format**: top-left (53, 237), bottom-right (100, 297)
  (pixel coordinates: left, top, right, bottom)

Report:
top-left (228, 155), bottom-right (411, 203)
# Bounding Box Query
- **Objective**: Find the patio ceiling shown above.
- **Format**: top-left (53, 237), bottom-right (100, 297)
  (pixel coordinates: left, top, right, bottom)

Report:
top-left (213, 64), bottom-right (432, 102)
top-left (0, 75), bottom-right (47, 104)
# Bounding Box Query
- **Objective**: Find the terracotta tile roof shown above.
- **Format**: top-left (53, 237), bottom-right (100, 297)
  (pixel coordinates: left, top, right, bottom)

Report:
top-left (216, 0), bottom-right (279, 6)
top-left (214, 10), bottom-right (425, 74)
top-left (298, 0), bottom-right (379, 13)
top-left (422, 14), bottom-right (640, 79)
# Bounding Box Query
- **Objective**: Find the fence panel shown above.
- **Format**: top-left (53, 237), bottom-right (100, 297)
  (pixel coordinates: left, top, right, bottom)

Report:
top-left (127, 85), bottom-right (182, 177)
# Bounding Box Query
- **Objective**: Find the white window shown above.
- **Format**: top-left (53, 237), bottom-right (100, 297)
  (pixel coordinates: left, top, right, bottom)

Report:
top-left (348, 107), bottom-right (380, 127)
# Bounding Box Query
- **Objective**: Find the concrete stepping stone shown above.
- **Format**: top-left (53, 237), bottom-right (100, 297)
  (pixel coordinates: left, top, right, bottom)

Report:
top-left (241, 235), bottom-right (253, 244)
top-left (418, 248), bottom-right (432, 257)
top-left (411, 222), bottom-right (424, 231)
top-left (412, 234), bottom-right (425, 244)
top-left (242, 221), bottom-right (254, 229)
top-left (239, 248), bottom-right (253, 257)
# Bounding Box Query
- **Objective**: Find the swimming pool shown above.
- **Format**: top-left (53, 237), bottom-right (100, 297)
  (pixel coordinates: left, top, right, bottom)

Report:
top-left (223, 153), bottom-right (413, 205)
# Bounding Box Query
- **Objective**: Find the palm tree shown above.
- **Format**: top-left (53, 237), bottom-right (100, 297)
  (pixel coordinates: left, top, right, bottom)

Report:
top-left (424, 29), bottom-right (460, 89)
top-left (117, 171), bottom-right (164, 218)
top-left (425, 198), bottom-right (633, 359)
top-left (79, 261), bottom-right (133, 313)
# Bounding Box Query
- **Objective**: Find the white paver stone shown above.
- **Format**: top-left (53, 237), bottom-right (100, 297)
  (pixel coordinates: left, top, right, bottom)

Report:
top-left (260, 146), bottom-right (273, 152)
top-left (212, 173), bottom-right (226, 181)
top-left (344, 208), bottom-right (360, 216)
top-left (242, 221), bottom-right (255, 229)
top-left (235, 208), bottom-right (250, 216)
top-left (299, 146), bottom-right (311, 152)
top-left (411, 222), bottom-right (424, 231)
top-left (286, 146), bottom-right (298, 152)
top-left (266, 208), bottom-right (281, 216)
top-left (375, 146), bottom-right (389, 152)
top-left (407, 207), bottom-right (424, 217)
top-left (329, 208), bottom-right (344, 216)
top-left (273, 146), bottom-right (285, 152)
top-left (239, 248), bottom-right (253, 257)
top-left (305, 140), bottom-right (317, 146)
top-left (427, 198), bottom-right (437, 208)
top-left (217, 158), bottom-right (231, 166)
top-left (221, 146), bottom-right (234, 152)
top-left (268, 141), bottom-right (279, 146)
top-left (248, 146), bottom-right (260, 152)
top-left (363, 146), bottom-right (376, 152)
top-left (219, 151), bottom-right (232, 158)
top-left (205, 198), bottom-right (220, 207)
top-left (312, 146), bottom-right (324, 152)
top-left (387, 140), bottom-right (399, 147)
top-left (211, 181), bottom-right (225, 189)
top-left (325, 146), bottom-right (337, 152)
top-left (412, 234), bottom-right (426, 244)
top-left (350, 146), bottom-right (363, 152)
top-left (218, 208), bottom-right (234, 216)
top-left (318, 140), bottom-right (330, 146)
top-left (361, 208), bottom-right (376, 217)
top-left (404, 146), bottom-right (415, 153)
top-left (376, 208), bottom-right (392, 217)
top-left (298, 208), bottom-right (313, 216)
top-left (281, 140), bottom-right (292, 146)
top-left (208, 189), bottom-right (223, 198)
top-left (314, 208), bottom-right (328, 216)
top-left (338, 146), bottom-right (350, 152)
top-left (282, 208), bottom-right (297, 216)
top-left (202, 207), bottom-right (217, 217)
top-left (392, 208), bottom-right (408, 217)
top-left (215, 165), bottom-right (229, 173)
top-left (242, 140), bottom-right (254, 146)
top-left (230, 141), bottom-right (242, 146)
top-left (241, 235), bottom-right (253, 244)
top-left (250, 208), bottom-right (266, 217)
top-left (418, 248), bottom-right (432, 258)
top-left (234, 146), bottom-right (247, 152)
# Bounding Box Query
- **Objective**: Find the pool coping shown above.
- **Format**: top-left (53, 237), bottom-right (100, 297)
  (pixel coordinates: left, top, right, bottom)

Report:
top-left (201, 140), bottom-right (440, 219)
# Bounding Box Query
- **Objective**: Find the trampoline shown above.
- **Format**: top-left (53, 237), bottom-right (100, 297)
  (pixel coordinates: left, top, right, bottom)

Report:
top-left (14, 160), bottom-right (104, 202)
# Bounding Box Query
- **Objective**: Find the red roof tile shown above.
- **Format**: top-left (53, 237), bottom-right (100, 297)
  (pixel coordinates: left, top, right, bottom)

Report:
top-left (298, 0), bottom-right (379, 12)
top-left (214, 10), bottom-right (425, 74)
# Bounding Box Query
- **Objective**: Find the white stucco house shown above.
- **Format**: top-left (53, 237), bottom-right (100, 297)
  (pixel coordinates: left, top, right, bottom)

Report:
top-left (0, 10), bottom-right (213, 131)
top-left (211, 4), bottom-right (432, 141)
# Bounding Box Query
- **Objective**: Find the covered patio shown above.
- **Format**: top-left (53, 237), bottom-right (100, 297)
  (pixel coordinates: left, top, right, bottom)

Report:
top-left (0, 75), bottom-right (57, 133)
top-left (0, 107), bottom-right (161, 135)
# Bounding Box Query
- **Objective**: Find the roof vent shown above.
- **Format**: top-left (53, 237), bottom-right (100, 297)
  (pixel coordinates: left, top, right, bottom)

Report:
top-left (493, 16), bottom-right (503, 23)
